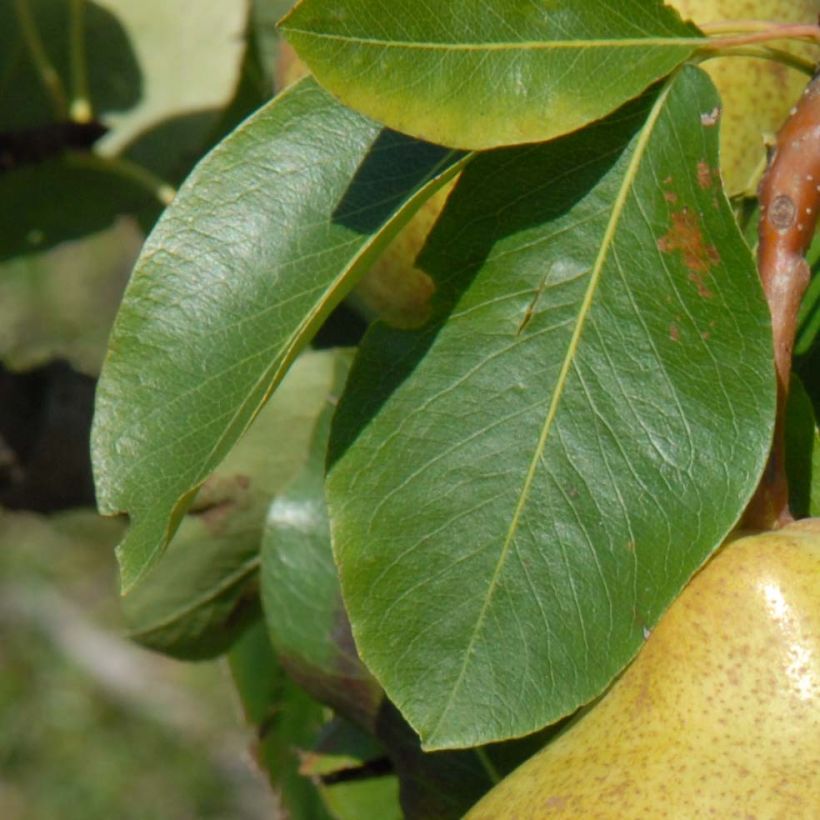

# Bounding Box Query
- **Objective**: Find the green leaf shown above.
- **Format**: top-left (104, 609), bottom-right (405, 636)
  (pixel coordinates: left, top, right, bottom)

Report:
top-left (281, 0), bottom-right (702, 150)
top-left (0, 219), bottom-right (139, 375)
top-left (795, 263), bottom-right (820, 357)
top-left (813, 434), bottom-right (820, 517)
top-left (0, 155), bottom-right (155, 262)
top-left (262, 350), bottom-right (383, 727)
top-left (319, 773), bottom-right (402, 820)
top-left (92, 77), bottom-right (464, 593)
top-left (785, 375), bottom-right (820, 519)
top-left (301, 719), bottom-right (402, 820)
top-left (122, 350), bottom-right (339, 659)
top-left (375, 702), bottom-right (567, 820)
top-left (228, 619), bottom-right (333, 820)
top-left (327, 66), bottom-right (776, 749)
top-left (785, 376), bottom-right (816, 519)
top-left (0, 0), bottom-right (140, 130)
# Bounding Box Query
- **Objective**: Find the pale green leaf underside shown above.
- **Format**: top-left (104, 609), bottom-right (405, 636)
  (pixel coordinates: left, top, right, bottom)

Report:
top-left (123, 350), bottom-right (340, 659)
top-left (327, 67), bottom-right (776, 749)
top-left (92, 78), bottom-right (463, 592)
top-left (282, 0), bottom-right (703, 149)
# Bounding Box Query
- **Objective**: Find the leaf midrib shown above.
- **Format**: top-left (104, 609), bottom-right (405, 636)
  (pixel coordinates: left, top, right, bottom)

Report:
top-left (426, 77), bottom-right (675, 745)
top-left (283, 29), bottom-right (704, 52)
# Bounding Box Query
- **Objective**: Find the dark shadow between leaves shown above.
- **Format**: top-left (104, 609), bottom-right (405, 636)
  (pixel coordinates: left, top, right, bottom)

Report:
top-left (331, 129), bottom-right (459, 235)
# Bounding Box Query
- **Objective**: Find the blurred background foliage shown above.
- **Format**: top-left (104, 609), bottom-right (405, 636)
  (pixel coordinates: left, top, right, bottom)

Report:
top-left (0, 1), bottom-right (308, 817)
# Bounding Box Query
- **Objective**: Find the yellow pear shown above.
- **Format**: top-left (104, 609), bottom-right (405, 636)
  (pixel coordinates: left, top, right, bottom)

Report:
top-left (466, 519), bottom-right (820, 818)
top-left (666, 0), bottom-right (819, 196)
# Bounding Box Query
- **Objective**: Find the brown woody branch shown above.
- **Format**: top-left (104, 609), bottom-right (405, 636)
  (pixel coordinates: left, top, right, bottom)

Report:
top-left (744, 70), bottom-right (820, 529)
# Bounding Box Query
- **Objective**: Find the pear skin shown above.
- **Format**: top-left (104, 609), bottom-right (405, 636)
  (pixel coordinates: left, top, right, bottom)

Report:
top-left (665, 0), bottom-right (819, 196)
top-left (467, 520), bottom-right (820, 818)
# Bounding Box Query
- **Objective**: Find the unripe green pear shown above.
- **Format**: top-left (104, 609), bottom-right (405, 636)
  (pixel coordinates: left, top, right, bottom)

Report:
top-left (666, 0), bottom-right (818, 196)
top-left (467, 519), bottom-right (820, 818)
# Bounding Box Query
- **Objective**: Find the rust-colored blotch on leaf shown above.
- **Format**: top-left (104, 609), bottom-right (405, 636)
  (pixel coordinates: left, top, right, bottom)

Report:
top-left (466, 519), bottom-right (820, 818)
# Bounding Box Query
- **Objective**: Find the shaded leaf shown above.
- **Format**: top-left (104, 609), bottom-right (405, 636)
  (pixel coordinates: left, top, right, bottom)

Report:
top-left (281, 0), bottom-right (702, 150)
top-left (795, 262), bottom-right (820, 356)
top-left (0, 0), bottom-right (140, 131)
top-left (785, 376), bottom-right (820, 519)
top-left (0, 155), bottom-right (155, 261)
top-left (93, 0), bottom-right (247, 160)
top-left (123, 350), bottom-right (340, 659)
top-left (301, 719), bottom-right (402, 820)
top-left (372, 700), bottom-right (568, 820)
top-left (327, 67), bottom-right (776, 748)
top-left (92, 78), bottom-right (464, 592)
top-left (228, 619), bottom-right (333, 820)
top-left (262, 350), bottom-right (383, 727)
top-left (0, 219), bottom-right (140, 375)
top-left (301, 718), bottom-right (387, 777)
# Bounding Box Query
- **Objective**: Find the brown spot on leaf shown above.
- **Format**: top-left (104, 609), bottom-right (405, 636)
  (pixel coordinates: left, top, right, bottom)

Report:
top-left (697, 161), bottom-right (712, 189)
top-left (669, 322), bottom-right (679, 342)
top-left (664, 190), bottom-right (678, 203)
top-left (657, 208), bottom-right (719, 297)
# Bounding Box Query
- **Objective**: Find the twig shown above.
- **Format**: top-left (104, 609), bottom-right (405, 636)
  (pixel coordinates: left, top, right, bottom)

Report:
top-left (700, 23), bottom-right (820, 49)
top-left (745, 71), bottom-right (820, 529)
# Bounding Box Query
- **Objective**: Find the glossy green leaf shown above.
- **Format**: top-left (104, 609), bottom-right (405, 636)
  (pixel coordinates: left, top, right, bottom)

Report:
top-left (281, 0), bottom-right (702, 150)
top-left (327, 67), bottom-right (776, 749)
top-left (228, 619), bottom-right (333, 820)
top-left (123, 350), bottom-right (339, 659)
top-left (262, 350), bottom-right (383, 727)
top-left (92, 78), bottom-right (464, 592)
